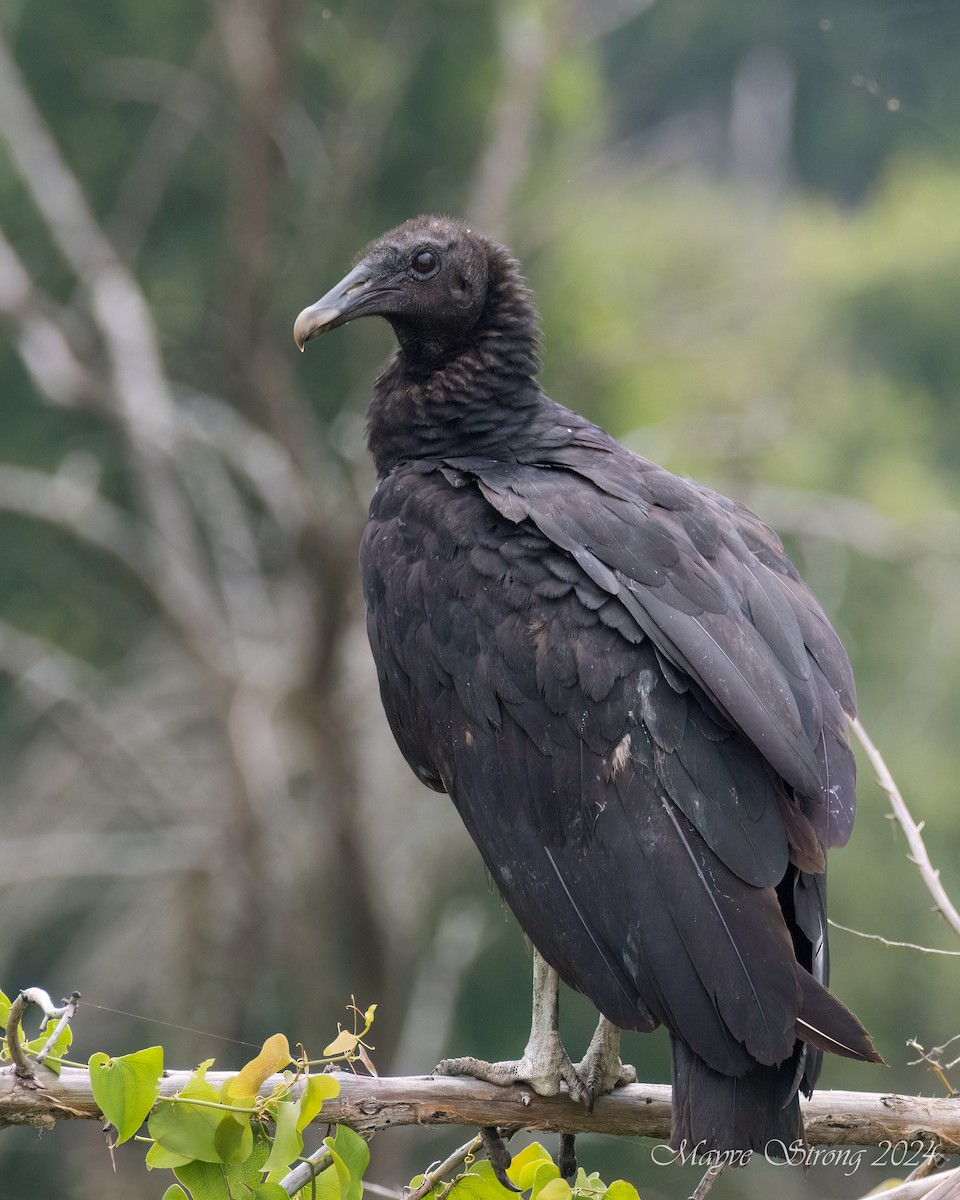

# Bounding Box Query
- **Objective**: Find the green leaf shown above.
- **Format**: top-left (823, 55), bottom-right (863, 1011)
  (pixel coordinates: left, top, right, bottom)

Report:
top-left (149, 1098), bottom-right (253, 1166)
top-left (161, 1187), bottom-right (190, 1200)
top-left (507, 1142), bottom-right (555, 1191)
top-left (173, 1126), bottom-right (271, 1200)
top-left (186, 1059), bottom-right (220, 1099)
top-left (262, 1098), bottom-right (303, 1182)
top-left (301, 1124), bottom-right (372, 1200)
top-left (146, 1141), bottom-right (193, 1170)
top-left (248, 1186), bottom-right (288, 1200)
top-left (171, 1160), bottom-right (232, 1200)
top-left (533, 1179), bottom-right (571, 1200)
top-left (88, 1045), bottom-right (163, 1144)
top-left (527, 1161), bottom-right (563, 1200)
top-left (447, 1161), bottom-right (514, 1200)
top-left (28, 1021), bottom-right (73, 1074)
top-left (324, 1124), bottom-right (369, 1200)
top-left (603, 1182), bottom-right (641, 1200)
top-left (572, 1167), bottom-right (604, 1193)
top-left (218, 1069), bottom-right (256, 1127)
top-left (296, 1074), bottom-right (340, 1133)
top-left (149, 1061), bottom-right (253, 1165)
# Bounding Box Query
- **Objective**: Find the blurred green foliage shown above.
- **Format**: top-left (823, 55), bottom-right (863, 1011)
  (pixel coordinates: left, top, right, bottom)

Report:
top-left (1, 0), bottom-right (959, 1198)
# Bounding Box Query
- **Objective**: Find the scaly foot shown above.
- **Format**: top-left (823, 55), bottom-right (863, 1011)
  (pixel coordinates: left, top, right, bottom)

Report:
top-left (575, 1016), bottom-right (635, 1111)
top-left (434, 951), bottom-right (588, 1103)
top-left (435, 1026), bottom-right (587, 1102)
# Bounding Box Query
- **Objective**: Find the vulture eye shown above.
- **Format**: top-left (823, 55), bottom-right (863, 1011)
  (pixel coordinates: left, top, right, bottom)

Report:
top-left (411, 249), bottom-right (440, 278)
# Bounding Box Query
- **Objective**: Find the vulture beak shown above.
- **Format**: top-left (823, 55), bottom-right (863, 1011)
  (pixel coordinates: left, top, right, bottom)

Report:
top-left (293, 259), bottom-right (380, 351)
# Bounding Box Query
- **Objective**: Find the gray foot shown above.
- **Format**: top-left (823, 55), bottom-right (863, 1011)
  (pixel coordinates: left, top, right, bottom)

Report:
top-left (435, 1027), bottom-right (587, 1103)
top-left (435, 954), bottom-right (637, 1110)
top-left (575, 1016), bottom-right (636, 1111)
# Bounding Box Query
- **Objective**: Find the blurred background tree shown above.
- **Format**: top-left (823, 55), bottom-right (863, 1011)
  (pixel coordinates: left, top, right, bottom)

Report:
top-left (1, 1), bottom-right (959, 1197)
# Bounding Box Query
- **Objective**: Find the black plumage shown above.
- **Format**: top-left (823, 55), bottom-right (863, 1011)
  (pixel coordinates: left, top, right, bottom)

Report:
top-left (294, 215), bottom-right (880, 1155)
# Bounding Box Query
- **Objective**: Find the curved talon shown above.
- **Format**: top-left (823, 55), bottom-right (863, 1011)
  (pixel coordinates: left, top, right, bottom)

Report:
top-left (558, 1133), bottom-right (577, 1180)
top-left (576, 1016), bottom-right (633, 1111)
top-left (480, 1127), bottom-right (519, 1192)
top-left (549, 1041), bottom-right (585, 1103)
top-left (434, 1049), bottom-right (586, 1101)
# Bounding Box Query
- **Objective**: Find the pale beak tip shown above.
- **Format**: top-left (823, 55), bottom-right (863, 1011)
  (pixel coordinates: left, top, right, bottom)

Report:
top-left (293, 303), bottom-right (342, 352)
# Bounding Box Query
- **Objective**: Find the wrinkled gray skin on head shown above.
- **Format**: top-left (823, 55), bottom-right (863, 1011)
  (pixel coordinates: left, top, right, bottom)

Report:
top-left (294, 215), bottom-right (491, 364)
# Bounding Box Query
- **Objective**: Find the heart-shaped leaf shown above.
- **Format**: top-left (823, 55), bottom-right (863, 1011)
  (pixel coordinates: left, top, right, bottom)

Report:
top-left (149, 1097), bottom-right (252, 1166)
top-left (149, 1059), bottom-right (252, 1165)
top-left (88, 1046), bottom-right (163, 1144)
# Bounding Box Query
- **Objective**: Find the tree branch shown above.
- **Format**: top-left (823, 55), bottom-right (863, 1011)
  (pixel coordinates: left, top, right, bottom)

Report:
top-left (0, 29), bottom-right (216, 624)
top-left (467, 2), bottom-right (549, 239)
top-left (859, 1166), bottom-right (960, 1200)
top-left (1, 1069), bottom-right (959, 1151)
top-left (849, 715), bottom-right (960, 942)
top-left (0, 224), bottom-right (103, 409)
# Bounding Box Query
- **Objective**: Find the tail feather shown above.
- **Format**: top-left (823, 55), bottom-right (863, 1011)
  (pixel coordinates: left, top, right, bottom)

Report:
top-left (669, 975), bottom-right (880, 1155)
top-left (670, 1037), bottom-right (804, 1158)
top-left (797, 968), bottom-right (884, 1065)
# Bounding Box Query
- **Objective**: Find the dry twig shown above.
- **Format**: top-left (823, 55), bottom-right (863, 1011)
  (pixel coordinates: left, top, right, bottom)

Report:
top-left (849, 716), bottom-right (960, 942)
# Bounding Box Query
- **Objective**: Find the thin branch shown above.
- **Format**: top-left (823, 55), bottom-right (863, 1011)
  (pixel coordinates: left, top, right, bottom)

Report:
top-left (848, 716), bottom-right (960, 942)
top-left (852, 1166), bottom-right (960, 1200)
top-left (0, 830), bottom-right (218, 887)
top-left (404, 1134), bottom-right (482, 1200)
top-left (689, 1163), bottom-right (726, 1200)
top-left (829, 919), bottom-right (960, 956)
top-left (905, 1151), bottom-right (948, 1182)
top-left (34, 992), bottom-right (81, 1066)
top-left (176, 388), bottom-right (310, 537)
top-left (0, 461), bottom-right (231, 672)
top-left (0, 30), bottom-right (217, 630)
top-left (4, 993), bottom-right (37, 1082)
top-left (0, 614), bottom-right (211, 816)
top-left (0, 224), bottom-right (103, 408)
top-left (907, 1037), bottom-right (960, 1097)
top-left (365, 1185), bottom-right (405, 1200)
top-left (467, 3), bottom-right (549, 239)
top-left (100, 46), bottom-right (219, 263)
top-left (278, 1144), bottom-right (332, 1196)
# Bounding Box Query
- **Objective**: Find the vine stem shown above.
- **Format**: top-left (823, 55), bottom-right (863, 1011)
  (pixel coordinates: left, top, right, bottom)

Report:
top-left (404, 1133), bottom-right (482, 1200)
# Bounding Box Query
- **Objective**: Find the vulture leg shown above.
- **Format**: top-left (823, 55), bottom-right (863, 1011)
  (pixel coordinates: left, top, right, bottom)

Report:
top-left (435, 951), bottom-right (587, 1102)
top-left (575, 1015), bottom-right (636, 1110)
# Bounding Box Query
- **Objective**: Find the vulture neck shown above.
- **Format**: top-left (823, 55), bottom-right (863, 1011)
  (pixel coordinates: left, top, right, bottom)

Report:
top-left (366, 255), bottom-right (543, 478)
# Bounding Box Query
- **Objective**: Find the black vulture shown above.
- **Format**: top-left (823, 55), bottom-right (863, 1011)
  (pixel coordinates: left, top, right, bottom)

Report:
top-left (294, 215), bottom-right (881, 1156)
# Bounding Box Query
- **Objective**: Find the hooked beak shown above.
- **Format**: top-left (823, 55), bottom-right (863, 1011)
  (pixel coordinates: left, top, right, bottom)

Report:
top-left (293, 259), bottom-right (380, 351)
